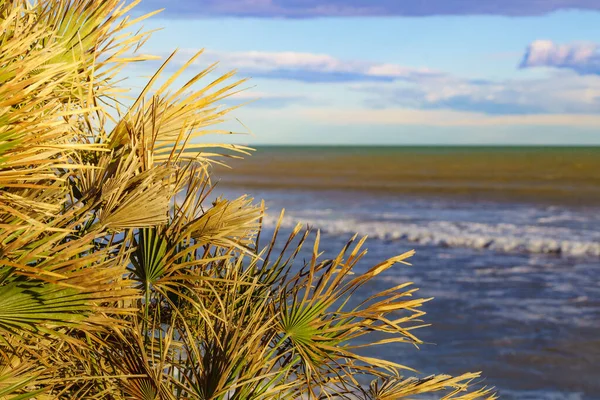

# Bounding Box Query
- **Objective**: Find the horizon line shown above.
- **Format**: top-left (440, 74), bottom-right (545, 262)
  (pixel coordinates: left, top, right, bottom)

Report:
top-left (239, 144), bottom-right (600, 147)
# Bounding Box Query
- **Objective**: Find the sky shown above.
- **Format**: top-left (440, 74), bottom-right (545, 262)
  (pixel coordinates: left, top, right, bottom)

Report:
top-left (125, 0), bottom-right (600, 145)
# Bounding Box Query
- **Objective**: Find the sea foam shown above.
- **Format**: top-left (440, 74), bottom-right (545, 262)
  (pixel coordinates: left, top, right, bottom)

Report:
top-left (261, 212), bottom-right (600, 258)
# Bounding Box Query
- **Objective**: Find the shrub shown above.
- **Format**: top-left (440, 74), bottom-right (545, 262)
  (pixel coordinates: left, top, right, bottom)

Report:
top-left (0, 1), bottom-right (495, 398)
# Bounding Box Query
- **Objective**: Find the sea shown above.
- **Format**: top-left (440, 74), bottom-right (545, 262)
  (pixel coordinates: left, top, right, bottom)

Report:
top-left (211, 146), bottom-right (600, 399)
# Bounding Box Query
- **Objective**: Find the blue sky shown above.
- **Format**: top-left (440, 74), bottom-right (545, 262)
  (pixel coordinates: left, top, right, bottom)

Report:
top-left (125, 0), bottom-right (600, 145)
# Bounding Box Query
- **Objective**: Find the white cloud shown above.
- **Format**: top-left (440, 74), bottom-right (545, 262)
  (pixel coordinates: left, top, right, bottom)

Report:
top-left (352, 71), bottom-right (600, 115)
top-left (520, 40), bottom-right (600, 75)
top-left (173, 49), bottom-right (440, 82)
top-left (172, 48), bottom-right (600, 115)
top-left (154, 47), bottom-right (600, 117)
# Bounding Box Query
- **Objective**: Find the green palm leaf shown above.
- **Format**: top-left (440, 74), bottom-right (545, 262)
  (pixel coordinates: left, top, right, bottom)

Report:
top-left (131, 227), bottom-right (169, 290)
top-left (0, 282), bottom-right (93, 334)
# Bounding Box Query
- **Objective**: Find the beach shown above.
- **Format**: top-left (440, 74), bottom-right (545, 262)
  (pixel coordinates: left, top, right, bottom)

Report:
top-left (213, 146), bottom-right (600, 399)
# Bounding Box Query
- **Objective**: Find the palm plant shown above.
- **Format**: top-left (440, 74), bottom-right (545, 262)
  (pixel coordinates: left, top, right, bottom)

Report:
top-left (0, 0), bottom-right (496, 398)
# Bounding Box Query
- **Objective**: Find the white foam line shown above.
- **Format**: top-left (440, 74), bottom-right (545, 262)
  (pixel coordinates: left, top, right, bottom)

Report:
top-left (262, 213), bottom-right (600, 258)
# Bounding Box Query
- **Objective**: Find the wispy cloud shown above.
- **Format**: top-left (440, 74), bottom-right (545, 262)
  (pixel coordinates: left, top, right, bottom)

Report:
top-left (302, 107), bottom-right (600, 127)
top-left (353, 72), bottom-right (600, 115)
top-left (138, 0), bottom-right (600, 18)
top-left (171, 49), bottom-right (439, 83)
top-left (148, 48), bottom-right (600, 117)
top-left (226, 91), bottom-right (314, 108)
top-left (520, 40), bottom-right (600, 75)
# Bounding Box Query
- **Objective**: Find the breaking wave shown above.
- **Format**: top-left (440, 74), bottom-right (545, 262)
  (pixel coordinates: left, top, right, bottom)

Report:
top-left (262, 212), bottom-right (600, 258)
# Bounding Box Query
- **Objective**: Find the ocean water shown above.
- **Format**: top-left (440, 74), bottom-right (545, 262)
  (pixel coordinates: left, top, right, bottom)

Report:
top-left (212, 146), bottom-right (600, 399)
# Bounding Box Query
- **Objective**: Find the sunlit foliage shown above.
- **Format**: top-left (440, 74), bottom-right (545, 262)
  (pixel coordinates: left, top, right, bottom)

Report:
top-left (0, 1), bottom-right (495, 398)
